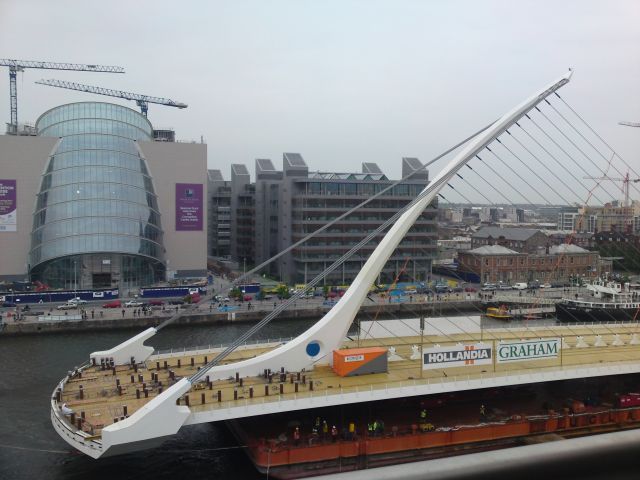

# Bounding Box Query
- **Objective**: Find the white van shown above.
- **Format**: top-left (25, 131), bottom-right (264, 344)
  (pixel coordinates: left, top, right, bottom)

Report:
top-left (513, 282), bottom-right (528, 290)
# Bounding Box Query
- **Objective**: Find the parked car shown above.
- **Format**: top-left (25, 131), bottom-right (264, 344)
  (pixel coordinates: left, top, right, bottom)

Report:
top-left (464, 287), bottom-right (477, 293)
top-left (1, 301), bottom-right (17, 308)
top-left (452, 286), bottom-right (464, 293)
top-left (541, 283), bottom-right (552, 289)
top-left (102, 300), bottom-right (122, 308)
top-left (513, 282), bottom-right (528, 290)
top-left (498, 284), bottom-right (512, 290)
top-left (146, 300), bottom-right (164, 306)
top-left (481, 283), bottom-right (497, 291)
top-left (125, 300), bottom-right (144, 307)
top-left (243, 294), bottom-right (252, 301)
top-left (69, 298), bottom-right (87, 305)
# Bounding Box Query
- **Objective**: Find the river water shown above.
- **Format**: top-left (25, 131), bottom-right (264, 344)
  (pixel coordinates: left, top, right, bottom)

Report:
top-left (2, 319), bottom-right (640, 480)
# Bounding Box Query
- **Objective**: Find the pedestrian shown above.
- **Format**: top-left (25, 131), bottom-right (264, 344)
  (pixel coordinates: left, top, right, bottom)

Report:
top-left (331, 425), bottom-right (338, 443)
top-left (91, 309), bottom-right (95, 319)
top-left (293, 426), bottom-right (301, 446)
top-left (480, 404), bottom-right (486, 422)
top-left (121, 308), bottom-right (125, 318)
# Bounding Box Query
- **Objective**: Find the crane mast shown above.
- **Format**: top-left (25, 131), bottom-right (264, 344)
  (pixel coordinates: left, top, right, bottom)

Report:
top-left (0, 58), bottom-right (125, 134)
top-left (35, 79), bottom-right (187, 117)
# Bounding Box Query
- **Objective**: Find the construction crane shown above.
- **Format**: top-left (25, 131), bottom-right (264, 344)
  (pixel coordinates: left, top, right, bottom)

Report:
top-left (0, 59), bottom-right (125, 134)
top-left (35, 79), bottom-right (187, 117)
top-left (583, 172), bottom-right (640, 207)
top-left (619, 121), bottom-right (640, 128)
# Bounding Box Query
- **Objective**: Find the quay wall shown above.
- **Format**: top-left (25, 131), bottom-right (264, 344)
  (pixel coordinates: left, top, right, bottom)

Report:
top-left (0, 301), bottom-right (481, 336)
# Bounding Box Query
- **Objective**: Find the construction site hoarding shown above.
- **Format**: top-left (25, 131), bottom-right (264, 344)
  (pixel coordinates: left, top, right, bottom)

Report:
top-left (422, 343), bottom-right (492, 370)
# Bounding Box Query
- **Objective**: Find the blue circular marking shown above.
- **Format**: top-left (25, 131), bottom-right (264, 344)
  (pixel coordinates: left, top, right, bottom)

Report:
top-left (306, 341), bottom-right (320, 357)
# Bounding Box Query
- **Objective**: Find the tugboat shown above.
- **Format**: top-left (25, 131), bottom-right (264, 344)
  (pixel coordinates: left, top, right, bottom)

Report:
top-left (556, 278), bottom-right (640, 322)
top-left (486, 305), bottom-right (513, 320)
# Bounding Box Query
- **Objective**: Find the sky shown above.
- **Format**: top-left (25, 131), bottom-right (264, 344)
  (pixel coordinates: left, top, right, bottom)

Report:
top-left (1, 0), bottom-right (639, 186)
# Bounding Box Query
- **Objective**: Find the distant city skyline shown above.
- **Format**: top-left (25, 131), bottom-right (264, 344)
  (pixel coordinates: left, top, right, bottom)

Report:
top-left (1, 0), bottom-right (639, 186)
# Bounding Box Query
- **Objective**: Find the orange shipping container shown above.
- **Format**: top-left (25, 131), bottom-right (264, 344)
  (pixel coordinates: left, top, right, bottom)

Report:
top-left (332, 347), bottom-right (387, 377)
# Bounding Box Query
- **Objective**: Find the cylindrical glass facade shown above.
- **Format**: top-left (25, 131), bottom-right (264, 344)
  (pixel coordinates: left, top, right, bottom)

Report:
top-left (30, 102), bottom-right (165, 289)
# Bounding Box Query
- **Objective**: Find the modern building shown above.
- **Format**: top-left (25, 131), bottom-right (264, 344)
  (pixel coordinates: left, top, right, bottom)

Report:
top-left (457, 244), bottom-right (610, 284)
top-left (557, 203), bottom-right (640, 234)
top-left (208, 154), bottom-right (438, 284)
top-left (470, 226), bottom-right (548, 253)
top-left (0, 102), bottom-right (207, 290)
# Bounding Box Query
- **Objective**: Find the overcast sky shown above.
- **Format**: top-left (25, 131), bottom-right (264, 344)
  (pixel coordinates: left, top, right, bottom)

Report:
top-left (1, 0), bottom-right (639, 187)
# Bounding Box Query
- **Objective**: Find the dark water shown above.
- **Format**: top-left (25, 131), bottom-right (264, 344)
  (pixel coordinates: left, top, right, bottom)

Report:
top-left (1, 320), bottom-right (640, 480)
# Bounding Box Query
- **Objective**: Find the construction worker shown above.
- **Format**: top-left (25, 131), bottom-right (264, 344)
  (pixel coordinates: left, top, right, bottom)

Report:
top-left (420, 408), bottom-right (427, 422)
top-left (322, 420), bottom-right (329, 439)
top-left (348, 421), bottom-right (355, 440)
top-left (480, 404), bottom-right (486, 422)
top-left (314, 416), bottom-right (321, 430)
top-left (367, 422), bottom-right (374, 436)
top-left (331, 425), bottom-right (338, 443)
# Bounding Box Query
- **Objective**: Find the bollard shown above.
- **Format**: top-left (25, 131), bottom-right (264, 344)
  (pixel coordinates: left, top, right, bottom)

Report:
top-left (78, 371), bottom-right (82, 379)
top-left (191, 357), bottom-right (195, 367)
top-left (204, 356), bottom-right (208, 364)
top-left (134, 363), bottom-right (138, 373)
top-left (79, 385), bottom-right (84, 400)
top-left (265, 385), bottom-right (269, 396)
top-left (250, 387), bottom-right (254, 398)
top-left (297, 372), bottom-right (301, 381)
top-left (295, 383), bottom-right (299, 393)
top-left (290, 375), bottom-right (294, 384)
top-left (185, 395), bottom-right (190, 407)
top-left (309, 380), bottom-right (313, 391)
top-left (136, 389), bottom-right (140, 399)
top-left (112, 367), bottom-right (117, 376)
top-left (206, 375), bottom-right (210, 384)
top-left (156, 361), bottom-right (160, 371)
top-left (235, 372), bottom-right (240, 383)
top-left (116, 378), bottom-right (120, 387)
top-left (280, 367), bottom-right (285, 374)
top-left (131, 374), bottom-right (135, 384)
top-left (234, 390), bottom-right (238, 401)
top-left (177, 359), bottom-right (181, 368)
top-left (217, 390), bottom-right (222, 402)
top-left (164, 360), bottom-right (168, 369)
top-left (138, 374), bottom-right (143, 382)
top-left (118, 385), bottom-right (122, 396)
top-left (123, 405), bottom-right (128, 416)
top-left (201, 393), bottom-right (206, 404)
top-left (279, 383), bottom-right (284, 395)
top-left (239, 378), bottom-right (243, 387)
top-left (142, 382), bottom-right (146, 390)
top-left (76, 417), bottom-right (82, 430)
top-left (81, 411), bottom-right (86, 420)
top-left (70, 412), bottom-right (76, 424)
top-left (302, 375), bottom-right (306, 385)
top-left (158, 386), bottom-right (163, 394)
top-left (208, 381), bottom-right (212, 390)
top-left (144, 389), bottom-right (148, 398)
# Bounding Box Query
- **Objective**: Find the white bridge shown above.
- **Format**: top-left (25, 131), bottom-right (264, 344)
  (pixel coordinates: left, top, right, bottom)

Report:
top-left (50, 71), bottom-right (640, 459)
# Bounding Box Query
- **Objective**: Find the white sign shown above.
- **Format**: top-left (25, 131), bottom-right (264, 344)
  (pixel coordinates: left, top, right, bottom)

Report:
top-left (423, 343), bottom-right (492, 370)
top-left (496, 338), bottom-right (560, 363)
top-left (345, 354), bottom-right (365, 363)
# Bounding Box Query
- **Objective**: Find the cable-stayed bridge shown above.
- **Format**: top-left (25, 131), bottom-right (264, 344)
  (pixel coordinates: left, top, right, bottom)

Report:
top-left (50, 71), bottom-right (640, 460)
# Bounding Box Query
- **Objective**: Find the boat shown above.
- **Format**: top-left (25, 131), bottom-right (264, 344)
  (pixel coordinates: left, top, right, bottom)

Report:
top-left (556, 278), bottom-right (640, 322)
top-left (486, 305), bottom-right (513, 320)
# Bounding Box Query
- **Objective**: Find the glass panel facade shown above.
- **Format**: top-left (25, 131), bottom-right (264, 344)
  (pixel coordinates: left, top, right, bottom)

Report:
top-left (30, 102), bottom-right (165, 289)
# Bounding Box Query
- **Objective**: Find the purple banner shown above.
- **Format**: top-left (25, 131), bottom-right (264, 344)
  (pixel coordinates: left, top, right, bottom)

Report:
top-left (0, 179), bottom-right (17, 232)
top-left (175, 183), bottom-right (203, 231)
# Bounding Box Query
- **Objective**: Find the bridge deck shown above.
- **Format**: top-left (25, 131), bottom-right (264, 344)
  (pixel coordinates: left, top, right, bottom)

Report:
top-left (58, 323), bottom-right (640, 437)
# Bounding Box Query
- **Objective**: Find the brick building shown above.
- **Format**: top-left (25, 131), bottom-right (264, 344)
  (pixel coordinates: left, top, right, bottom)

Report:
top-left (457, 244), bottom-right (609, 284)
top-left (471, 226), bottom-right (548, 253)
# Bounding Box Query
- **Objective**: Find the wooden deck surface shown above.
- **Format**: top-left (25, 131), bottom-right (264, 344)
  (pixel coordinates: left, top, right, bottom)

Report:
top-left (59, 323), bottom-right (640, 436)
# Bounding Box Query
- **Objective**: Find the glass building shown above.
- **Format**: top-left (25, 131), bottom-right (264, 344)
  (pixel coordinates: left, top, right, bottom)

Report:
top-left (29, 102), bottom-right (166, 290)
